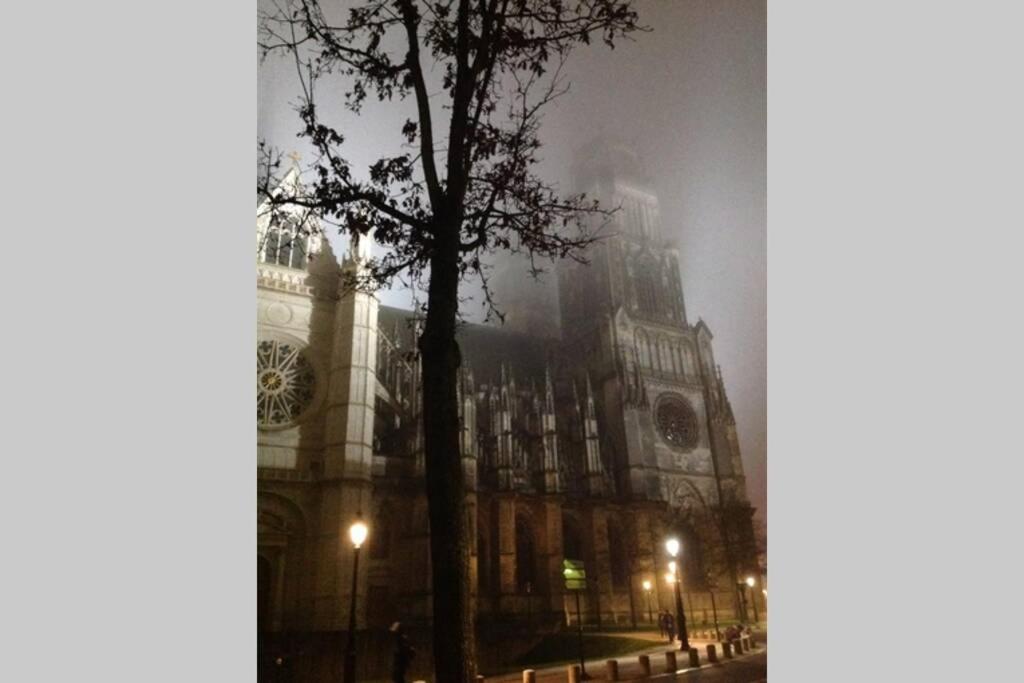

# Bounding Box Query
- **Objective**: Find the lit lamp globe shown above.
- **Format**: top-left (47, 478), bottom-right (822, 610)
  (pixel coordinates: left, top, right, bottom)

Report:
top-left (665, 538), bottom-right (680, 558)
top-left (745, 576), bottom-right (755, 588)
top-left (349, 520), bottom-right (368, 549)
top-left (642, 580), bottom-right (652, 592)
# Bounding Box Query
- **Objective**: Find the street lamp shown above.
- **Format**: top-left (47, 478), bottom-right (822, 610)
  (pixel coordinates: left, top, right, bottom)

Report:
top-left (642, 580), bottom-right (653, 624)
top-left (343, 520), bottom-right (368, 683)
top-left (745, 576), bottom-right (759, 623)
top-left (664, 538), bottom-right (690, 651)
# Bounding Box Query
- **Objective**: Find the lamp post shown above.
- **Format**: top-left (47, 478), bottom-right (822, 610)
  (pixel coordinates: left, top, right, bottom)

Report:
top-left (665, 538), bottom-right (690, 651)
top-left (344, 520), bottom-right (368, 683)
top-left (745, 576), bottom-right (759, 623)
top-left (642, 580), bottom-right (653, 625)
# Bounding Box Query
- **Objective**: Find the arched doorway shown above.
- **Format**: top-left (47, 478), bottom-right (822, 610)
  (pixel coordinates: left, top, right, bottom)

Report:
top-left (258, 554), bottom-right (273, 632)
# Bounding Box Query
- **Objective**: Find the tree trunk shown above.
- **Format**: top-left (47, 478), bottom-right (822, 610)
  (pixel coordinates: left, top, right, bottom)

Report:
top-left (419, 227), bottom-right (475, 682)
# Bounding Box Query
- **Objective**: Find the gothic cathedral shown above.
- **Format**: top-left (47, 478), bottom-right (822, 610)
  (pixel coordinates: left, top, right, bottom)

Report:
top-left (257, 142), bottom-right (759, 678)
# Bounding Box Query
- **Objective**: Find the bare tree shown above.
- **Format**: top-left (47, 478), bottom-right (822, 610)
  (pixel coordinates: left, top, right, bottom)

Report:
top-left (258, 2), bottom-right (642, 680)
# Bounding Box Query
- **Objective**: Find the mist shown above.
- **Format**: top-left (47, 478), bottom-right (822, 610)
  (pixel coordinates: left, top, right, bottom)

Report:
top-left (258, 0), bottom-right (766, 519)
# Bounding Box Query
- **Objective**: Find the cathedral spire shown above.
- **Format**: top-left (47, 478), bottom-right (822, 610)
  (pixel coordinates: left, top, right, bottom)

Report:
top-left (580, 371), bottom-right (606, 496)
top-left (584, 371), bottom-right (597, 420)
top-left (539, 363), bottom-right (562, 492)
top-left (544, 364), bottom-right (556, 415)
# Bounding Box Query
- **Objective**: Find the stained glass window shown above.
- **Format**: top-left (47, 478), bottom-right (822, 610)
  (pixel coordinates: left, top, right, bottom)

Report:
top-left (655, 395), bottom-right (699, 450)
top-left (257, 340), bottom-right (317, 427)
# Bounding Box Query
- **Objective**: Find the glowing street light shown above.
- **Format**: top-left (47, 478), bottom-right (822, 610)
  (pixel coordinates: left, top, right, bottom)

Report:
top-left (642, 579), bottom-right (654, 624)
top-left (664, 537), bottom-right (690, 651)
top-left (744, 575), bottom-right (760, 623)
top-left (349, 520), bottom-right (368, 548)
top-left (343, 519), bottom-right (369, 683)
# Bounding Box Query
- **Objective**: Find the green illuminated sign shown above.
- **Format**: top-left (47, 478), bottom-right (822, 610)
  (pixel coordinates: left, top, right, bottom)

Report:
top-left (563, 559), bottom-right (587, 590)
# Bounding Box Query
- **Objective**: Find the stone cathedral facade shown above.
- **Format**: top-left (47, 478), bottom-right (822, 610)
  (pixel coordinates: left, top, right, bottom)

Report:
top-left (257, 144), bottom-right (760, 676)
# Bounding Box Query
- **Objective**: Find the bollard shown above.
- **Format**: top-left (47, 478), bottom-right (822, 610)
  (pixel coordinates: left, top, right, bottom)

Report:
top-left (688, 648), bottom-right (700, 668)
top-left (664, 651), bottom-right (677, 673)
top-left (638, 655), bottom-right (651, 677)
top-left (523, 669), bottom-right (536, 683)
top-left (722, 640), bottom-right (734, 659)
top-left (706, 644), bottom-right (718, 663)
top-left (567, 664), bottom-right (581, 683)
top-left (477, 677), bottom-right (486, 683)
top-left (606, 659), bottom-right (619, 681)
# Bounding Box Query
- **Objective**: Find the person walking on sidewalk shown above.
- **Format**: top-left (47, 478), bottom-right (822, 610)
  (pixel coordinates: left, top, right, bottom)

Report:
top-left (390, 622), bottom-right (416, 683)
top-left (665, 613), bottom-right (676, 643)
top-left (658, 610), bottom-right (666, 639)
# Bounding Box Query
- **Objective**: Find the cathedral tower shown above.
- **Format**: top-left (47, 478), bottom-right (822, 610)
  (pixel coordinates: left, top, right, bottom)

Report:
top-left (558, 140), bottom-right (745, 512)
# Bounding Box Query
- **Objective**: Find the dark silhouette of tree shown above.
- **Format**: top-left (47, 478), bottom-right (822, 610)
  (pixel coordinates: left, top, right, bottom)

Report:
top-left (679, 501), bottom-right (760, 627)
top-left (258, 2), bottom-right (642, 681)
top-left (682, 505), bottom-right (728, 635)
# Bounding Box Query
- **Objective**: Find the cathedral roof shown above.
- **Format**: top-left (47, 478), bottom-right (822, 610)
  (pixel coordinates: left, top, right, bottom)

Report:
top-left (378, 305), bottom-right (554, 386)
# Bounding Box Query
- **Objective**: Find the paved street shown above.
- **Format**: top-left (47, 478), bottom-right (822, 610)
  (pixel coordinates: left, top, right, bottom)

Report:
top-left (671, 652), bottom-right (766, 682)
top-left (484, 637), bottom-right (766, 683)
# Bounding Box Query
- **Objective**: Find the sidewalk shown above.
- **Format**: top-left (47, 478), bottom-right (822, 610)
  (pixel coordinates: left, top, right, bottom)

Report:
top-left (483, 631), bottom-right (764, 682)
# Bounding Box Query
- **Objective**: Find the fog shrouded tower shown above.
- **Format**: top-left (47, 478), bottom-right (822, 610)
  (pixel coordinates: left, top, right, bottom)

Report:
top-left (485, 244), bottom-right (562, 340)
top-left (558, 140), bottom-right (748, 511)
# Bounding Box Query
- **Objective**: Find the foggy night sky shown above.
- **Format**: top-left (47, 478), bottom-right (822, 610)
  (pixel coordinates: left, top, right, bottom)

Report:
top-left (258, 0), bottom-right (766, 518)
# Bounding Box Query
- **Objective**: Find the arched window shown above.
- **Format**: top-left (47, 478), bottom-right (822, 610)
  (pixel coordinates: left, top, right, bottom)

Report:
top-left (635, 255), bottom-right (660, 317)
top-left (261, 218), bottom-right (311, 269)
top-left (659, 338), bottom-right (672, 374)
top-left (515, 515), bottom-right (536, 592)
top-left (607, 521), bottom-right (630, 589)
top-left (477, 531), bottom-right (491, 595)
top-left (562, 516), bottom-right (584, 562)
top-left (680, 343), bottom-right (696, 377)
top-left (701, 342), bottom-right (715, 379)
top-left (636, 330), bottom-right (650, 368)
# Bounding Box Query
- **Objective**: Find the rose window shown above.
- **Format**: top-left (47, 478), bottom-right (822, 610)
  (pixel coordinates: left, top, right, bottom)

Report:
top-left (655, 395), bottom-right (698, 450)
top-left (257, 340), bottom-right (317, 427)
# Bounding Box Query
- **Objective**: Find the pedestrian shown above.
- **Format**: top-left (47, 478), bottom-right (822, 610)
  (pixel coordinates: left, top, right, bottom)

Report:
top-left (390, 622), bottom-right (416, 683)
top-left (665, 613), bottom-right (676, 643)
top-left (657, 610), bottom-right (666, 638)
